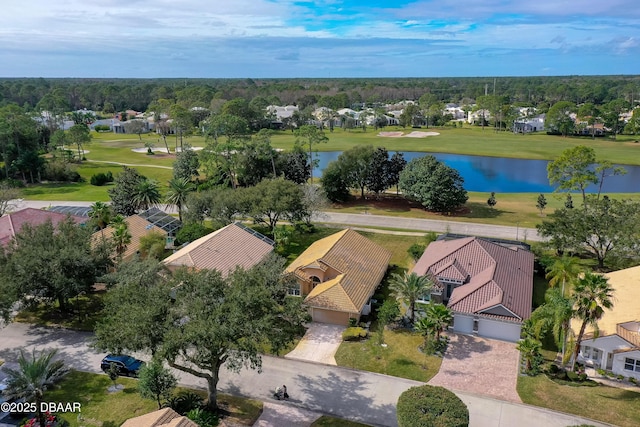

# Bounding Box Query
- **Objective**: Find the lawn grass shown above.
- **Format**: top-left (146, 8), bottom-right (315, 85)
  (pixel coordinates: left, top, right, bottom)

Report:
top-left (517, 374), bottom-right (640, 427)
top-left (46, 371), bottom-right (262, 427)
top-left (14, 292), bottom-right (106, 331)
top-left (311, 416), bottom-right (372, 427)
top-left (335, 328), bottom-right (442, 383)
top-left (326, 192), bottom-right (640, 228)
top-left (270, 126), bottom-right (640, 166)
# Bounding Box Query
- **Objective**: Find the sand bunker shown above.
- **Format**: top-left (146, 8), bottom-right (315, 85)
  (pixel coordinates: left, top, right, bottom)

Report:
top-left (131, 147), bottom-right (203, 154)
top-left (378, 131), bottom-right (440, 138)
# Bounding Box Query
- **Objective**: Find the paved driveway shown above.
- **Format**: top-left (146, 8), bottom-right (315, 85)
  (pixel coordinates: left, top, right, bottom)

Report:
top-left (285, 323), bottom-right (345, 365)
top-left (252, 402), bottom-right (321, 427)
top-left (428, 333), bottom-right (522, 403)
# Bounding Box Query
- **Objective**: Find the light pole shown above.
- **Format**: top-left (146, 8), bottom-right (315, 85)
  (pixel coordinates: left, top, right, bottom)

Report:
top-left (516, 222), bottom-right (520, 241)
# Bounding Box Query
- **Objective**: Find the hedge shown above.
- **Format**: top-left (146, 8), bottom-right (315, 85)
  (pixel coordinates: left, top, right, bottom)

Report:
top-left (342, 327), bottom-right (368, 341)
top-left (397, 385), bottom-right (469, 427)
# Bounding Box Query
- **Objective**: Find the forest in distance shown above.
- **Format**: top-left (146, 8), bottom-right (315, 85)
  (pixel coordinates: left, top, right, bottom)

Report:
top-left (1, 75), bottom-right (640, 113)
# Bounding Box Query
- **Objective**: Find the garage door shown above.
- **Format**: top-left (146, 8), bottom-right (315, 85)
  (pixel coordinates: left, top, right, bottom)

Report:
top-left (311, 308), bottom-right (351, 326)
top-left (453, 314), bottom-right (474, 334)
top-left (478, 319), bottom-right (521, 342)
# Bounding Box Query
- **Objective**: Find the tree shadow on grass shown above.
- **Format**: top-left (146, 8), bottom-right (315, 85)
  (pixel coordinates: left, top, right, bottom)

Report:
top-left (456, 202), bottom-right (511, 219)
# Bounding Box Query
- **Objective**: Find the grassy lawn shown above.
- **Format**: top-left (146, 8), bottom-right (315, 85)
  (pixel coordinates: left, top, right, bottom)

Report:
top-left (311, 416), bottom-right (372, 426)
top-left (270, 126), bottom-right (640, 165)
top-left (46, 371), bottom-right (262, 427)
top-left (326, 192), bottom-right (640, 229)
top-left (335, 328), bottom-right (442, 383)
top-left (517, 374), bottom-right (640, 427)
top-left (14, 292), bottom-right (106, 331)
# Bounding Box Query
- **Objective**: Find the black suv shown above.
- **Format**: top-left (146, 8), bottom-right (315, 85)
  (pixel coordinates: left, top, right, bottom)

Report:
top-left (100, 355), bottom-right (144, 377)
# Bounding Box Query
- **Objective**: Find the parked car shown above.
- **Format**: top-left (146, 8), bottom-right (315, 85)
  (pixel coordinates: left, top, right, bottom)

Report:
top-left (100, 355), bottom-right (144, 377)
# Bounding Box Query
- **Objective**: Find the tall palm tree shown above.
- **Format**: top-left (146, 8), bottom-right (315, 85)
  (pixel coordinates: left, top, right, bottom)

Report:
top-left (166, 177), bottom-right (194, 222)
top-left (424, 303), bottom-right (453, 341)
top-left (389, 272), bottom-right (433, 324)
top-left (1, 349), bottom-right (69, 427)
top-left (571, 271), bottom-right (614, 370)
top-left (134, 179), bottom-right (162, 212)
top-left (88, 201), bottom-right (112, 231)
top-left (545, 255), bottom-right (581, 296)
top-left (529, 287), bottom-right (574, 365)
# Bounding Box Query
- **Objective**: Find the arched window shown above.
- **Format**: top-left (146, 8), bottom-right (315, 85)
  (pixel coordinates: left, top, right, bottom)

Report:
top-left (310, 276), bottom-right (321, 288)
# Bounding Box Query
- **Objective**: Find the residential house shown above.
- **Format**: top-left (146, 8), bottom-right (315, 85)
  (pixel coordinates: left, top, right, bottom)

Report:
top-left (0, 208), bottom-right (86, 246)
top-left (284, 229), bottom-right (391, 325)
top-left (467, 109), bottom-right (492, 125)
top-left (513, 114), bottom-right (546, 133)
top-left (575, 265), bottom-right (640, 380)
top-left (92, 214), bottom-right (168, 261)
top-left (121, 407), bottom-right (199, 427)
top-left (412, 236), bottom-right (534, 342)
top-left (162, 222), bottom-right (274, 277)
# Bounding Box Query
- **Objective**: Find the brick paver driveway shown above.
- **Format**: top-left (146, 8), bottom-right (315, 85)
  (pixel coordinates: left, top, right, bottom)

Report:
top-left (428, 333), bottom-right (522, 403)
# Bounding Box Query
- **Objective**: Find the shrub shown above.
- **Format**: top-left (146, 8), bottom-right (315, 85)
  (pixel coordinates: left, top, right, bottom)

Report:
top-left (548, 364), bottom-right (560, 374)
top-left (566, 371), bottom-right (579, 381)
top-left (174, 223), bottom-right (212, 246)
top-left (187, 408), bottom-right (218, 427)
top-left (90, 172), bottom-right (114, 186)
top-left (606, 371), bottom-right (616, 378)
top-left (164, 391), bottom-right (204, 415)
top-left (578, 373), bottom-right (588, 381)
top-left (629, 377), bottom-right (637, 384)
top-left (342, 327), bottom-right (368, 341)
top-left (596, 368), bottom-right (605, 375)
top-left (348, 317), bottom-right (358, 327)
top-left (397, 385), bottom-right (469, 427)
top-left (617, 374), bottom-right (625, 380)
top-left (407, 243), bottom-right (426, 261)
top-left (94, 125), bottom-right (111, 132)
top-left (43, 160), bottom-right (82, 182)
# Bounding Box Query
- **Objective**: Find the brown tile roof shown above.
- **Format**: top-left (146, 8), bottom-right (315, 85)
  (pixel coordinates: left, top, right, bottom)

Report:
top-left (121, 407), bottom-right (199, 427)
top-left (0, 208), bottom-right (86, 246)
top-left (92, 214), bottom-right (167, 260)
top-left (412, 237), bottom-right (534, 322)
top-left (287, 229), bottom-right (391, 313)
top-left (162, 222), bottom-right (273, 277)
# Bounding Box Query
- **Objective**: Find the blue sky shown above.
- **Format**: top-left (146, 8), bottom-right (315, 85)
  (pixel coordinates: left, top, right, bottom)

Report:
top-left (1, 0), bottom-right (639, 78)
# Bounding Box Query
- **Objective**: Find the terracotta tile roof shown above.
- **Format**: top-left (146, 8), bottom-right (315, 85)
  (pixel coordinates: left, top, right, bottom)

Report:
top-left (0, 208), bottom-right (86, 246)
top-left (92, 215), bottom-right (167, 260)
top-left (121, 408), bottom-right (199, 427)
top-left (286, 229), bottom-right (391, 313)
top-left (412, 237), bottom-right (534, 322)
top-left (163, 222), bottom-right (273, 277)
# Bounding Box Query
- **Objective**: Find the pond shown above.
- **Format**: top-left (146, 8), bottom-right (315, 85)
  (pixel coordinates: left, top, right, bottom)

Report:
top-left (313, 151), bottom-right (640, 193)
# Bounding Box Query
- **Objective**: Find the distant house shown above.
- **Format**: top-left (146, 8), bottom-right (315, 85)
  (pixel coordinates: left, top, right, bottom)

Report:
top-left (575, 265), bottom-right (640, 380)
top-left (92, 214), bottom-right (167, 261)
top-left (412, 237), bottom-right (534, 342)
top-left (513, 114), bottom-right (546, 133)
top-left (162, 222), bottom-right (274, 277)
top-left (467, 109), bottom-right (492, 125)
top-left (121, 407), bottom-right (199, 427)
top-left (0, 208), bottom-right (86, 246)
top-left (284, 229), bottom-right (391, 325)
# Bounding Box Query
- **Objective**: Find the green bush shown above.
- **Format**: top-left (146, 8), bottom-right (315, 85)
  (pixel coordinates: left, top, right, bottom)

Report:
top-left (187, 407), bottom-right (218, 427)
top-left (617, 374), bottom-right (625, 380)
top-left (90, 172), bottom-right (114, 186)
top-left (407, 243), bottom-right (426, 261)
top-left (348, 317), bottom-right (358, 327)
top-left (397, 385), bottom-right (469, 427)
top-left (164, 391), bottom-right (204, 415)
top-left (547, 363), bottom-right (560, 374)
top-left (567, 371), bottom-right (579, 381)
top-left (94, 125), bottom-right (111, 132)
top-left (342, 327), bottom-right (368, 341)
top-left (596, 368), bottom-right (605, 375)
top-left (629, 377), bottom-right (637, 384)
top-left (174, 223), bottom-right (213, 246)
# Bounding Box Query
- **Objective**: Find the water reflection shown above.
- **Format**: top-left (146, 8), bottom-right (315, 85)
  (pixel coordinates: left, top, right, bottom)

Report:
top-left (313, 151), bottom-right (639, 193)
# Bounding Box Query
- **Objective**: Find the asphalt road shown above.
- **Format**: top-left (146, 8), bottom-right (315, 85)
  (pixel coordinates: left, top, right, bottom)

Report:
top-left (0, 323), bottom-right (608, 427)
top-left (11, 200), bottom-right (542, 242)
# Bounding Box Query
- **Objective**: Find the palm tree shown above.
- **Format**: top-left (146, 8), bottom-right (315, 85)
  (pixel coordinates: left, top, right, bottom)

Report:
top-left (134, 179), bottom-right (162, 212)
top-left (88, 201), bottom-right (112, 231)
top-left (166, 177), bottom-right (194, 222)
top-left (389, 272), bottom-right (433, 324)
top-left (110, 215), bottom-right (132, 259)
top-left (571, 271), bottom-right (614, 370)
top-left (517, 337), bottom-right (542, 373)
top-left (414, 316), bottom-right (437, 350)
top-left (529, 287), bottom-right (574, 365)
top-left (545, 255), bottom-right (581, 296)
top-left (424, 303), bottom-right (453, 341)
top-left (1, 349), bottom-right (69, 427)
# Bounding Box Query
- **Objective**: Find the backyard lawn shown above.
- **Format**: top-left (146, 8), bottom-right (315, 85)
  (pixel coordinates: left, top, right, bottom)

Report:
top-left (46, 371), bottom-right (262, 427)
top-left (518, 374), bottom-right (640, 427)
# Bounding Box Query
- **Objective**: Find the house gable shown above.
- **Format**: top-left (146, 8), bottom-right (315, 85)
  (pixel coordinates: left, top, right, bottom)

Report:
top-left (478, 304), bottom-right (521, 320)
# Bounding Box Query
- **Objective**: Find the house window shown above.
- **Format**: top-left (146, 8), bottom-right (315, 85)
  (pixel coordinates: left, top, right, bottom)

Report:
top-left (310, 276), bottom-right (321, 288)
top-left (624, 358), bottom-right (640, 372)
top-left (287, 284), bottom-right (301, 297)
top-left (582, 346), bottom-right (601, 361)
